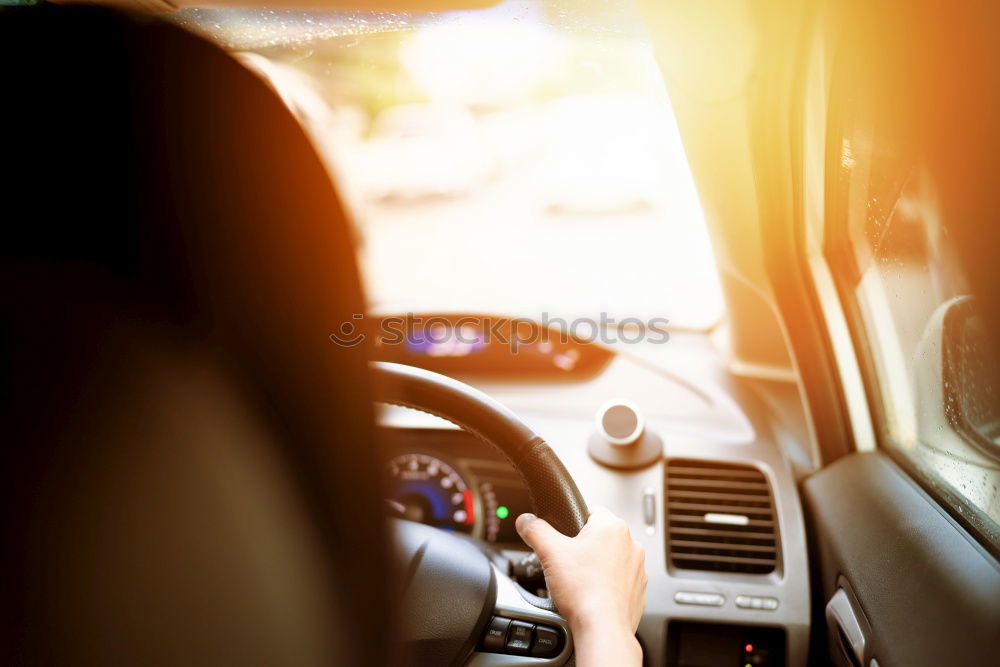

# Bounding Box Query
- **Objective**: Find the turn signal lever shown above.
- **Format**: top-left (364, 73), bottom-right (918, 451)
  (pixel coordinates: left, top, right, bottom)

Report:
top-left (512, 552), bottom-right (547, 593)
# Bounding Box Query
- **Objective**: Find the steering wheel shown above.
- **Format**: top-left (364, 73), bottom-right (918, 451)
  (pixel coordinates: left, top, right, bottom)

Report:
top-left (372, 362), bottom-right (589, 666)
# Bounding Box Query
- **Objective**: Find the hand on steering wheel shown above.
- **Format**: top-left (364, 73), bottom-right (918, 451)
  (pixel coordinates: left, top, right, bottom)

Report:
top-left (373, 362), bottom-right (646, 666)
top-left (373, 362), bottom-right (589, 666)
top-left (516, 509), bottom-right (646, 667)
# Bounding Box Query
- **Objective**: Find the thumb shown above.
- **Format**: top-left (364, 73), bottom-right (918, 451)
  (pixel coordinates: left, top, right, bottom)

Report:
top-left (515, 513), bottom-right (566, 558)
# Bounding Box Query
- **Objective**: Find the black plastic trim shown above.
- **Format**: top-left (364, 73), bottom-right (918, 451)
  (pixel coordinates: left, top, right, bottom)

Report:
top-left (802, 453), bottom-right (1000, 667)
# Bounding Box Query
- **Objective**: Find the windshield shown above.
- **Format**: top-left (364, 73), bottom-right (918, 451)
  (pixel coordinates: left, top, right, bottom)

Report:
top-left (174, 1), bottom-right (724, 330)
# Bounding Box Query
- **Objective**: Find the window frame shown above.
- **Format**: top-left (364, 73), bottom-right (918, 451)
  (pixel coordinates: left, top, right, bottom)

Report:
top-left (821, 51), bottom-right (1000, 560)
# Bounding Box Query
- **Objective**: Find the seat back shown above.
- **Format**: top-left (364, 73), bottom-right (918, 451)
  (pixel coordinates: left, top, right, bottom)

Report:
top-left (1, 7), bottom-right (389, 665)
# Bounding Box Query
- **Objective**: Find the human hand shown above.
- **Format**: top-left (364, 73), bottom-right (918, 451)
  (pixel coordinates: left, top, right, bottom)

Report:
top-left (515, 507), bottom-right (646, 666)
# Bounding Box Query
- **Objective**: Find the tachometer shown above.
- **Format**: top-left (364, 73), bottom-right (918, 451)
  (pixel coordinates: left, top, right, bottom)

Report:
top-left (385, 453), bottom-right (476, 533)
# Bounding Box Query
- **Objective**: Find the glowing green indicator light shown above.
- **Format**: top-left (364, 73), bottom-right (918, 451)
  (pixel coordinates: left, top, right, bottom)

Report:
top-left (496, 506), bottom-right (510, 520)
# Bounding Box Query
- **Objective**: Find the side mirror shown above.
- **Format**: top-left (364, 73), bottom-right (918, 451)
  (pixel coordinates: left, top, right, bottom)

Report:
top-left (941, 298), bottom-right (1000, 459)
top-left (915, 296), bottom-right (1000, 462)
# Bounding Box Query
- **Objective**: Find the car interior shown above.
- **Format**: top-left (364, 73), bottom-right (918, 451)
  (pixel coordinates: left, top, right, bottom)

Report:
top-left (2, 1), bottom-right (999, 666)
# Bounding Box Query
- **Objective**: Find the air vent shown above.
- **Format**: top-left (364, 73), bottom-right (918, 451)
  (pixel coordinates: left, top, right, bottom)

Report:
top-left (665, 459), bottom-right (778, 574)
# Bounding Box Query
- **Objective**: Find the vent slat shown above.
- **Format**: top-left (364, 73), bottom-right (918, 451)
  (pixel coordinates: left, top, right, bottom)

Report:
top-left (666, 501), bottom-right (773, 515)
top-left (672, 553), bottom-right (777, 566)
top-left (667, 478), bottom-right (769, 492)
top-left (668, 489), bottom-right (772, 503)
top-left (665, 459), bottom-right (778, 575)
top-left (668, 526), bottom-right (775, 541)
top-left (666, 465), bottom-right (765, 480)
top-left (669, 540), bottom-right (777, 554)
top-left (669, 518), bottom-right (775, 529)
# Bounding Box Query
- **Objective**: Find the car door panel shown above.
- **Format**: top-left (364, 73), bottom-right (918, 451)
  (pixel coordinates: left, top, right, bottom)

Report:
top-left (802, 452), bottom-right (1000, 666)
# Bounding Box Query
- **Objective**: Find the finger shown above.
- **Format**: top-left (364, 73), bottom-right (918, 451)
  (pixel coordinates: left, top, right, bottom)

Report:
top-left (586, 506), bottom-right (615, 522)
top-left (580, 506), bottom-right (615, 532)
top-left (515, 513), bottom-right (566, 557)
top-left (586, 511), bottom-right (631, 543)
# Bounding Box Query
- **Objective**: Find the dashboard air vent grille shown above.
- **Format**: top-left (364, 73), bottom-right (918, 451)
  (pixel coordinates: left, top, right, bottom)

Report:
top-left (665, 459), bottom-right (778, 574)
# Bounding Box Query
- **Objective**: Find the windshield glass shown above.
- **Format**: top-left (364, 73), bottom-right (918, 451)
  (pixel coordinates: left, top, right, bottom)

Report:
top-left (174, 1), bottom-right (724, 329)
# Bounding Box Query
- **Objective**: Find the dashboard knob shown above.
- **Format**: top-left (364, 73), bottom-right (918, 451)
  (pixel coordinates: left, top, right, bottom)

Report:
top-left (596, 398), bottom-right (644, 446)
top-left (589, 399), bottom-right (662, 470)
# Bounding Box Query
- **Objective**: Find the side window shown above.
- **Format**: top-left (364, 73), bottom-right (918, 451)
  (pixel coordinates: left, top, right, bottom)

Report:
top-left (826, 81), bottom-right (1000, 550)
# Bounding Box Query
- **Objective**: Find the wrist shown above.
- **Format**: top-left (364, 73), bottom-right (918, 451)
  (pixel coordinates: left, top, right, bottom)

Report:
top-left (571, 623), bottom-right (641, 667)
top-left (567, 605), bottom-right (633, 638)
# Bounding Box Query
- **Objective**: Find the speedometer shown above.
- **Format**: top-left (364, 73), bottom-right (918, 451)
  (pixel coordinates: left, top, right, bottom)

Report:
top-left (385, 453), bottom-right (476, 533)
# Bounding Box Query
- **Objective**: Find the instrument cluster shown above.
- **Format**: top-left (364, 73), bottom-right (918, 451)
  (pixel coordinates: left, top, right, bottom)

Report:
top-left (380, 427), bottom-right (533, 545)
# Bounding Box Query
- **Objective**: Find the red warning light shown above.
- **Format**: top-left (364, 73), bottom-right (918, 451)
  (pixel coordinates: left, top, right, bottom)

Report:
top-left (463, 489), bottom-right (475, 525)
top-left (745, 644), bottom-right (754, 653)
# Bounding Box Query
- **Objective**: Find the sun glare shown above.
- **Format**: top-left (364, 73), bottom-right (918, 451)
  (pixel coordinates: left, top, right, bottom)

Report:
top-left (175, 2), bottom-right (725, 329)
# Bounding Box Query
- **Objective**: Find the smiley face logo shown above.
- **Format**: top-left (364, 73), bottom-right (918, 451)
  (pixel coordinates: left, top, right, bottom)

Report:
top-left (329, 313), bottom-right (366, 347)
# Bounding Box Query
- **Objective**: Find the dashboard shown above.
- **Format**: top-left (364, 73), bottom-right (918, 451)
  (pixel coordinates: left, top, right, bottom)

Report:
top-left (373, 315), bottom-right (816, 667)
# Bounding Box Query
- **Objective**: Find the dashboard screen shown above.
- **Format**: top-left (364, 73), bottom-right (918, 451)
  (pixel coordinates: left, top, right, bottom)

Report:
top-left (372, 313), bottom-right (613, 377)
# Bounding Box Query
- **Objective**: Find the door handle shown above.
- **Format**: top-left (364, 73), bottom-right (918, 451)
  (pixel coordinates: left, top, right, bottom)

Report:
top-left (825, 588), bottom-right (867, 666)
